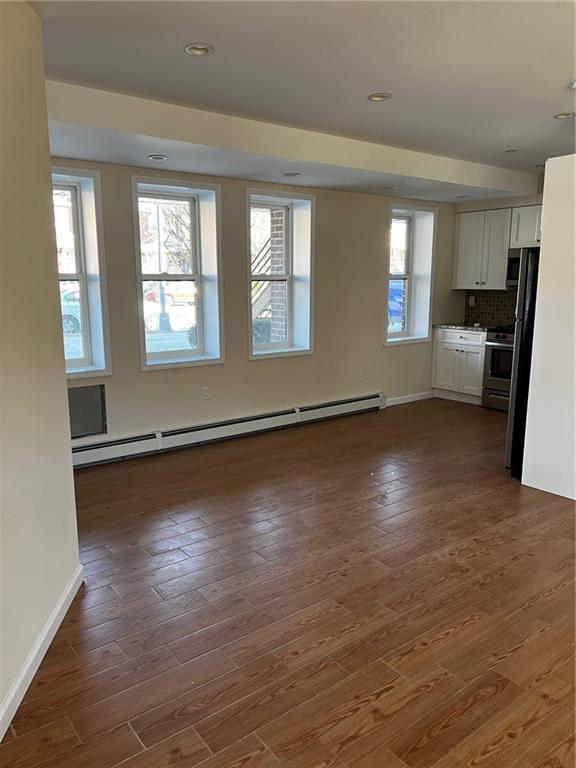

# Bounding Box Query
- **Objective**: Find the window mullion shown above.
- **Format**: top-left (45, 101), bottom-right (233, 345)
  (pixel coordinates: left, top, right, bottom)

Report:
top-left (141, 273), bottom-right (199, 281)
top-left (250, 273), bottom-right (289, 281)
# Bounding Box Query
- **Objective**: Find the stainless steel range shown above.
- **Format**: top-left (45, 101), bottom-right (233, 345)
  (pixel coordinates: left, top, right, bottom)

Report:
top-left (482, 325), bottom-right (515, 411)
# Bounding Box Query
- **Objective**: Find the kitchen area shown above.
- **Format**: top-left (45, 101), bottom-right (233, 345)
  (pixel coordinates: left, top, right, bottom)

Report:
top-left (433, 202), bottom-right (543, 479)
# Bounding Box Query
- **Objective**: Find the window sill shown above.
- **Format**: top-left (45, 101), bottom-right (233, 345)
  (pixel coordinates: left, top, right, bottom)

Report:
top-left (384, 335), bottom-right (431, 347)
top-left (143, 355), bottom-right (224, 371)
top-left (66, 366), bottom-right (111, 380)
top-left (250, 347), bottom-right (313, 360)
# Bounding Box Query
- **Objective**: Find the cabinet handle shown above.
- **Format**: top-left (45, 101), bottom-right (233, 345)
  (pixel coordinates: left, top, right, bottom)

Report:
top-left (475, 281), bottom-right (480, 285)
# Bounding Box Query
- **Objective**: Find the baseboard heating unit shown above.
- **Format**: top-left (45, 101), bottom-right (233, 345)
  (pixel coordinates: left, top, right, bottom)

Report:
top-left (72, 392), bottom-right (385, 467)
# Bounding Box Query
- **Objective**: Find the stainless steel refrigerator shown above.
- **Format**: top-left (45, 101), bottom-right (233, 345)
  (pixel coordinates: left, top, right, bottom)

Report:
top-left (505, 247), bottom-right (540, 479)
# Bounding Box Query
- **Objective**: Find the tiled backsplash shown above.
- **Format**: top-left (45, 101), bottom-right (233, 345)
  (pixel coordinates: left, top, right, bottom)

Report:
top-left (464, 289), bottom-right (517, 327)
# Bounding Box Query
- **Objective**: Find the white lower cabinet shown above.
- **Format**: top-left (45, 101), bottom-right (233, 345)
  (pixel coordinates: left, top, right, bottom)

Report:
top-left (434, 344), bottom-right (460, 391)
top-left (458, 346), bottom-right (484, 396)
top-left (433, 329), bottom-right (486, 403)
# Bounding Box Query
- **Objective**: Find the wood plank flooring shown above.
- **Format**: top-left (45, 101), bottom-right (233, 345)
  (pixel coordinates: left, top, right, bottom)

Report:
top-left (4, 399), bottom-right (575, 768)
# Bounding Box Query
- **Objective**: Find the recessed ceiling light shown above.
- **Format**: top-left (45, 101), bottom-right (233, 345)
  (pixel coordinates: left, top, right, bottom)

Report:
top-left (283, 172), bottom-right (301, 177)
top-left (148, 154), bottom-right (167, 161)
top-left (184, 42), bottom-right (214, 57)
top-left (367, 92), bottom-right (393, 102)
top-left (553, 111), bottom-right (576, 119)
top-left (504, 148), bottom-right (518, 153)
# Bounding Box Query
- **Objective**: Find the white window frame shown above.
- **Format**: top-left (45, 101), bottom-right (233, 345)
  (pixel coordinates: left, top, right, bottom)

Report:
top-left (250, 202), bottom-right (294, 353)
top-left (386, 214), bottom-right (413, 340)
top-left (385, 206), bottom-right (437, 346)
top-left (52, 167), bottom-right (111, 377)
top-left (132, 177), bottom-right (223, 370)
top-left (247, 190), bottom-right (314, 359)
top-left (55, 183), bottom-right (92, 369)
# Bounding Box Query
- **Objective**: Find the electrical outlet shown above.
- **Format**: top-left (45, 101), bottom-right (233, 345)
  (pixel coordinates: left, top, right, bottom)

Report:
top-left (201, 386), bottom-right (211, 400)
top-left (468, 295), bottom-right (476, 307)
top-left (360, 365), bottom-right (367, 377)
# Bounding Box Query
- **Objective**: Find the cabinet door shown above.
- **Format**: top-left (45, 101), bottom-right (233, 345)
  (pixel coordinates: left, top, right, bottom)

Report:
top-left (435, 344), bottom-right (460, 391)
top-left (458, 344), bottom-right (484, 396)
top-left (481, 208), bottom-right (511, 290)
top-left (535, 205), bottom-right (542, 243)
top-left (510, 206), bottom-right (542, 248)
top-left (453, 212), bottom-right (484, 289)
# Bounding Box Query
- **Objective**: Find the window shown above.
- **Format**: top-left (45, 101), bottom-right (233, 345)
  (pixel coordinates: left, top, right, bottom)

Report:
top-left (52, 170), bottom-right (109, 375)
top-left (386, 208), bottom-right (436, 343)
top-left (249, 192), bottom-right (313, 357)
top-left (134, 179), bottom-right (221, 368)
top-left (387, 216), bottom-right (412, 335)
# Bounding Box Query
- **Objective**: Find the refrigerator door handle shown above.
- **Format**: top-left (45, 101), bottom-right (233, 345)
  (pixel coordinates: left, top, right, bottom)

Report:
top-left (515, 249), bottom-right (529, 321)
top-left (505, 319), bottom-right (523, 468)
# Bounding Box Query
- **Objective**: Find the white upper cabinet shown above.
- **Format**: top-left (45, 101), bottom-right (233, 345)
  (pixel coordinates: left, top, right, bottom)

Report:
top-left (453, 208), bottom-right (511, 290)
top-left (481, 208), bottom-right (512, 289)
top-left (453, 211), bottom-right (485, 289)
top-left (509, 205), bottom-right (542, 248)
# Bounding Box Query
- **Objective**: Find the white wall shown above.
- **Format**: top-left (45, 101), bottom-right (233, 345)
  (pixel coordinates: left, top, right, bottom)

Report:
top-left (522, 154), bottom-right (575, 500)
top-left (455, 193), bottom-right (543, 213)
top-left (46, 80), bottom-right (539, 197)
top-left (0, 4), bottom-right (82, 736)
top-left (58, 159), bottom-right (465, 441)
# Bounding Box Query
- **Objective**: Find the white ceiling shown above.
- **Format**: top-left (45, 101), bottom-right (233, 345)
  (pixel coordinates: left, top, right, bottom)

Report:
top-left (39, 1), bottom-right (576, 173)
top-left (49, 121), bottom-right (514, 202)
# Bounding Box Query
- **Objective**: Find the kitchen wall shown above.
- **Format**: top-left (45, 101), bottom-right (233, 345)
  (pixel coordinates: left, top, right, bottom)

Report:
top-left (455, 193), bottom-right (543, 214)
top-left (58, 158), bottom-right (464, 442)
top-left (456, 194), bottom-right (543, 329)
top-left (523, 153), bottom-right (575, 500)
top-left (464, 288), bottom-right (517, 327)
top-left (0, 4), bottom-right (81, 735)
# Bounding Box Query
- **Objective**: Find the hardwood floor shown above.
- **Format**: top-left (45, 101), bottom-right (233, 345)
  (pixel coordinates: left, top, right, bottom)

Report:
top-left (4, 399), bottom-right (575, 768)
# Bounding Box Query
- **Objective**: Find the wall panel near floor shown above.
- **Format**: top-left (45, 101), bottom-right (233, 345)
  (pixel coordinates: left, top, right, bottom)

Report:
top-left (56, 158), bottom-right (464, 442)
top-left (522, 153), bottom-right (575, 500)
top-left (0, 4), bottom-right (81, 736)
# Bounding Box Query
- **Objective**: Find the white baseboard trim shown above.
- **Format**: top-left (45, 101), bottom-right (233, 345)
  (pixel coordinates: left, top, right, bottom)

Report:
top-left (385, 391), bottom-right (434, 407)
top-left (432, 389), bottom-right (482, 405)
top-left (0, 563), bottom-right (84, 738)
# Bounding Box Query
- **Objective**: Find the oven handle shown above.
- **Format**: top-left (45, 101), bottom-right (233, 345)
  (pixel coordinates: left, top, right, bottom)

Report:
top-left (485, 341), bottom-right (514, 349)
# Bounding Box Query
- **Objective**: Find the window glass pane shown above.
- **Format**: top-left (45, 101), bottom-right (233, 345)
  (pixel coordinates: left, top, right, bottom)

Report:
top-left (250, 206), bottom-right (288, 275)
top-left (139, 198), bottom-right (194, 275)
top-left (53, 189), bottom-right (78, 273)
top-left (59, 280), bottom-right (85, 360)
top-left (390, 217), bottom-right (409, 274)
top-left (388, 278), bottom-right (408, 334)
top-left (251, 280), bottom-right (287, 345)
top-left (143, 280), bottom-right (199, 355)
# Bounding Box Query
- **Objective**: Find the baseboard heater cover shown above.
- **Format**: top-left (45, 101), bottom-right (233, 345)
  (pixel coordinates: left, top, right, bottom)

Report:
top-left (71, 433), bottom-right (161, 466)
top-left (298, 393), bottom-right (383, 422)
top-left (72, 393), bottom-right (385, 466)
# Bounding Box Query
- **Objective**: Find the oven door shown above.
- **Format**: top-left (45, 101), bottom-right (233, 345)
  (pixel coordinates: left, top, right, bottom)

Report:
top-left (483, 342), bottom-right (514, 392)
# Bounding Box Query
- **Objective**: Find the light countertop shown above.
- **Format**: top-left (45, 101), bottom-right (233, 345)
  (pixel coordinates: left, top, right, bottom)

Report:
top-left (433, 324), bottom-right (488, 331)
